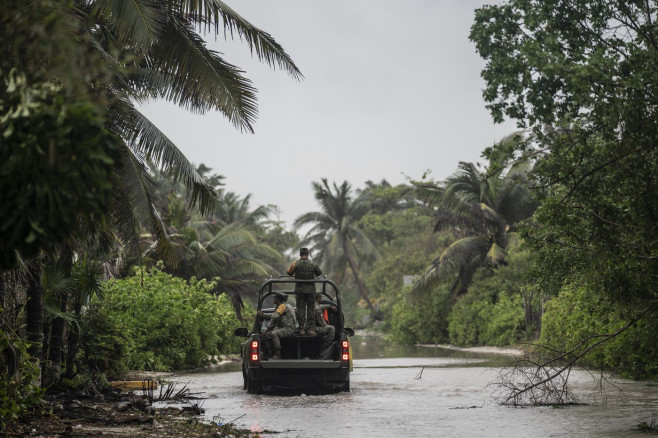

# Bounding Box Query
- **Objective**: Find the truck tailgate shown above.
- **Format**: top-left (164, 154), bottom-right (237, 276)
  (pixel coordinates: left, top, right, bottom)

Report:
top-left (259, 360), bottom-right (342, 369)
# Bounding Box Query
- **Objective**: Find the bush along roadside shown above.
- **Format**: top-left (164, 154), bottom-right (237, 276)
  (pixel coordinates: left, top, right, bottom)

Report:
top-left (79, 265), bottom-right (243, 376)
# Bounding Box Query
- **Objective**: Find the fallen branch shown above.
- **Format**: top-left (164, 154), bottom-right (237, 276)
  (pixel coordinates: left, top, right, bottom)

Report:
top-left (492, 304), bottom-right (655, 406)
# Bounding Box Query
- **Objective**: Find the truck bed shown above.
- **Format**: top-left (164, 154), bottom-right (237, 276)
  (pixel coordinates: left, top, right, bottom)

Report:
top-left (275, 334), bottom-right (336, 361)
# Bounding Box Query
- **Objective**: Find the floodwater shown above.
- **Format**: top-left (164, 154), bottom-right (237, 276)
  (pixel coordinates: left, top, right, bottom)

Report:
top-left (165, 335), bottom-right (658, 437)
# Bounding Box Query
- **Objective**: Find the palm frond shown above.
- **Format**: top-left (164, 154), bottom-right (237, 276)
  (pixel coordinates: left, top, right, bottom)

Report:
top-left (42, 263), bottom-right (75, 299)
top-left (412, 236), bottom-right (489, 295)
top-left (72, 257), bottom-right (104, 302)
top-left (147, 16), bottom-right (259, 130)
top-left (108, 98), bottom-right (220, 216)
top-left (438, 236), bottom-right (490, 272)
top-left (174, 0), bottom-right (302, 79)
top-left (433, 209), bottom-right (484, 235)
top-left (294, 211), bottom-right (335, 230)
top-left (95, 0), bottom-right (167, 52)
top-left (413, 181), bottom-right (444, 207)
top-left (485, 242), bottom-right (507, 266)
top-left (116, 146), bottom-right (179, 265)
top-left (205, 223), bottom-right (255, 249)
top-left (109, 171), bottom-right (141, 258)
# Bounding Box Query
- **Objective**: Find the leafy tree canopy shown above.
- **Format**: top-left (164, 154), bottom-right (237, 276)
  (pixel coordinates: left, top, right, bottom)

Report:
top-left (470, 1), bottom-right (658, 307)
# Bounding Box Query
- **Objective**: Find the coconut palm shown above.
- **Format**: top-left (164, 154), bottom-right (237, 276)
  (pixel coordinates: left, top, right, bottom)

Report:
top-left (170, 221), bottom-right (279, 321)
top-left (88, 0), bottom-right (302, 263)
top-left (414, 137), bottom-right (536, 295)
top-left (146, 166), bottom-right (280, 319)
top-left (13, 0), bottom-right (302, 387)
top-left (295, 179), bottom-right (379, 312)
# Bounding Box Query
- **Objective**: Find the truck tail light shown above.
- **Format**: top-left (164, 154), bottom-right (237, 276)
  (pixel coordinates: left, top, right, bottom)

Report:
top-left (341, 339), bottom-right (350, 363)
top-left (249, 340), bottom-right (260, 363)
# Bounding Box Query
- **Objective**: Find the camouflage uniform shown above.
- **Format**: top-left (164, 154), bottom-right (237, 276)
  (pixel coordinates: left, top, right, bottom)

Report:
top-left (287, 258), bottom-right (322, 332)
top-left (261, 302), bottom-right (297, 355)
top-left (314, 303), bottom-right (335, 351)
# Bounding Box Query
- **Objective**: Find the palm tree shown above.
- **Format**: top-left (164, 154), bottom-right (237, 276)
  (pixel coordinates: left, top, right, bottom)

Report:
top-left (214, 192), bottom-right (274, 228)
top-left (295, 179), bottom-right (379, 313)
top-left (146, 166), bottom-right (280, 319)
top-left (162, 220), bottom-right (279, 321)
top-left (10, 0), bottom-right (302, 387)
top-left (89, 0), bottom-right (302, 264)
top-left (414, 136), bottom-right (536, 295)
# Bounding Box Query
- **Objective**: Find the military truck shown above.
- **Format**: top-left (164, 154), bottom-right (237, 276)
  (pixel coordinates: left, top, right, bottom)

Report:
top-left (234, 277), bottom-right (354, 393)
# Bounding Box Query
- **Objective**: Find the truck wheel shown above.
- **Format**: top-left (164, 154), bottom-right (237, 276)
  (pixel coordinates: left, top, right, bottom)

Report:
top-left (246, 369), bottom-right (262, 394)
top-left (341, 378), bottom-right (350, 392)
top-left (242, 364), bottom-right (248, 390)
top-left (247, 377), bottom-right (262, 394)
top-left (252, 378), bottom-right (262, 394)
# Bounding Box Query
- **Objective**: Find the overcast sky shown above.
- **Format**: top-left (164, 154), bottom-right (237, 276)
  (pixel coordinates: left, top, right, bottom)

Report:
top-left (140, 0), bottom-right (516, 225)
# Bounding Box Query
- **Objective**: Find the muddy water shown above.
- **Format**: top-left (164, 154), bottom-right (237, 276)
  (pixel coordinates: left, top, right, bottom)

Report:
top-left (167, 335), bottom-right (658, 437)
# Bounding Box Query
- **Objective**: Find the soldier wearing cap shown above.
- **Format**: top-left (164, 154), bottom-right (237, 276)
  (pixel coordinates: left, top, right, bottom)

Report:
top-left (258, 292), bottom-right (296, 359)
top-left (287, 247), bottom-right (322, 335)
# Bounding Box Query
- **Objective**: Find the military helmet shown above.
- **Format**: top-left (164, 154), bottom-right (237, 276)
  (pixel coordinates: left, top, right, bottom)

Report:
top-left (274, 292), bottom-right (288, 302)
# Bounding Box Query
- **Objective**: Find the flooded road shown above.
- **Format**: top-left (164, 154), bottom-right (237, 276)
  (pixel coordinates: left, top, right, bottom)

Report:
top-left (167, 335), bottom-right (658, 437)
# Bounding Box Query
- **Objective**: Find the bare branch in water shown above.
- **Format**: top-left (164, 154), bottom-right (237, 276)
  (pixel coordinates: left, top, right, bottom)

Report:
top-left (491, 308), bottom-right (652, 406)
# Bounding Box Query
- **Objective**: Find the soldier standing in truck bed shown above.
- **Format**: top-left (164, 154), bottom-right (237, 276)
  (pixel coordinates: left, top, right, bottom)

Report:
top-left (287, 247), bottom-right (322, 336)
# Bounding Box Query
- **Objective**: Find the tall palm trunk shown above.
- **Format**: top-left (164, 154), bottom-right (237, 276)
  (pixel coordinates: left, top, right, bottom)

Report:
top-left (342, 243), bottom-right (375, 313)
top-left (25, 257), bottom-right (43, 385)
top-left (65, 299), bottom-right (82, 379)
top-left (44, 245), bottom-right (73, 387)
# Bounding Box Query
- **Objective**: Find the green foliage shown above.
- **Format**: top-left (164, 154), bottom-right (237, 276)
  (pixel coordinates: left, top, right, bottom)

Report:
top-left (296, 179), bottom-right (380, 313)
top-left (78, 307), bottom-right (133, 379)
top-left (384, 241), bottom-right (533, 347)
top-left (470, 0), bottom-right (658, 377)
top-left (364, 207), bottom-right (449, 334)
top-left (389, 284), bottom-right (451, 344)
top-left (412, 140), bottom-right (536, 296)
top-left (0, 309), bottom-right (43, 424)
top-left (446, 246), bottom-right (532, 346)
top-left (448, 287), bottom-right (524, 347)
top-left (81, 267), bottom-right (242, 373)
top-left (541, 286), bottom-right (658, 380)
top-left (364, 210), bottom-right (438, 297)
top-left (0, 71), bottom-right (120, 269)
top-left (146, 164), bottom-right (283, 314)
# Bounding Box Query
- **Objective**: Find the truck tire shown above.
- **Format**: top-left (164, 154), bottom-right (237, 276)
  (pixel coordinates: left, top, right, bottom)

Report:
top-left (246, 369), bottom-right (262, 394)
top-left (341, 378), bottom-right (350, 392)
top-left (247, 377), bottom-right (262, 394)
top-left (242, 364), bottom-right (248, 390)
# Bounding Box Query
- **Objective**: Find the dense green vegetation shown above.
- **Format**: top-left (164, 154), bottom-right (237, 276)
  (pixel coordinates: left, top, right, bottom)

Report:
top-left (80, 266), bottom-right (242, 375)
top-left (541, 285), bottom-right (658, 380)
top-left (1, 0), bottom-right (657, 426)
top-left (0, 0), bottom-right (300, 421)
top-left (470, 0), bottom-right (658, 380)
